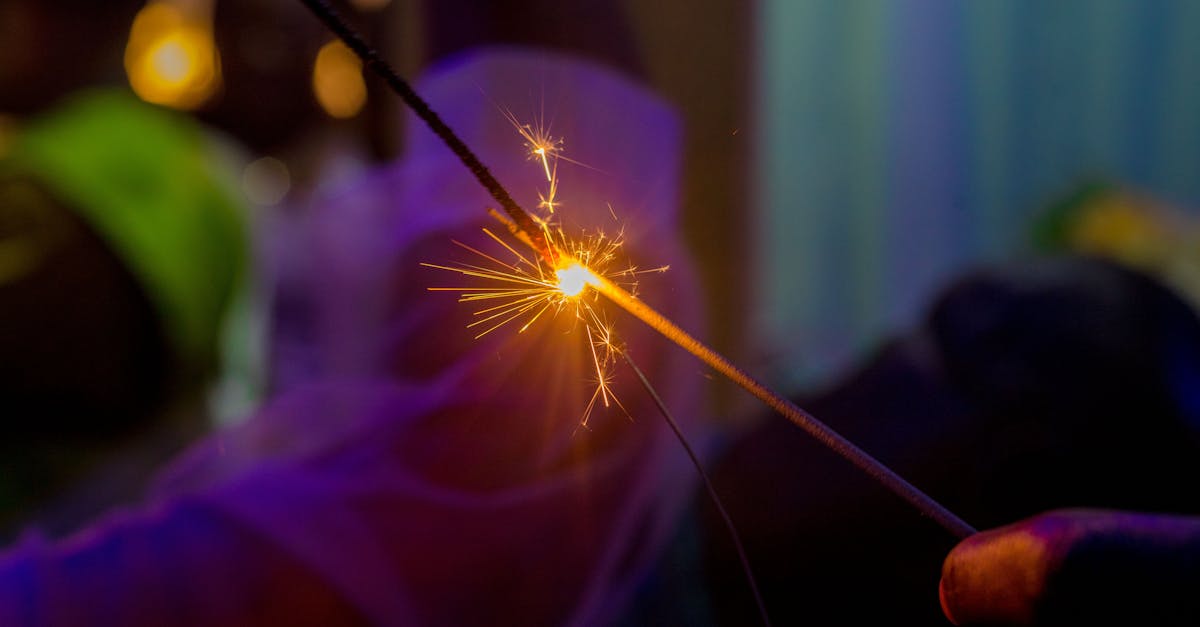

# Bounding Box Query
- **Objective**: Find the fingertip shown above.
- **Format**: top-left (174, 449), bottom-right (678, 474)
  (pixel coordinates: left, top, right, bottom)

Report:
top-left (937, 523), bottom-right (1054, 626)
top-left (939, 576), bottom-right (960, 625)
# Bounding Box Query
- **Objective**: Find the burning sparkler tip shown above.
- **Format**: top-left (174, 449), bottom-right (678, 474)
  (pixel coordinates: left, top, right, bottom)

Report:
top-left (555, 262), bottom-right (592, 297)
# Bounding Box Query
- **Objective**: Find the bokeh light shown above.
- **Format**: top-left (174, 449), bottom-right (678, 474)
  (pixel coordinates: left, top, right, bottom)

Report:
top-left (241, 156), bottom-right (291, 206)
top-left (312, 40), bottom-right (366, 119)
top-left (124, 2), bottom-right (221, 110)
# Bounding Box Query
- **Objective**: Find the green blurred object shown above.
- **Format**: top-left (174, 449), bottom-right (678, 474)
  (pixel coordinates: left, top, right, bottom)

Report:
top-left (4, 89), bottom-right (246, 373)
top-left (1034, 181), bottom-right (1200, 312)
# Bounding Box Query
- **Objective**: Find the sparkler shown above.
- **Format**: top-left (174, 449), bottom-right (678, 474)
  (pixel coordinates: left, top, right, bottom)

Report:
top-left (498, 108), bottom-right (560, 187)
top-left (298, 0), bottom-right (975, 543)
top-left (422, 123), bottom-right (770, 619)
top-left (421, 218), bottom-right (663, 426)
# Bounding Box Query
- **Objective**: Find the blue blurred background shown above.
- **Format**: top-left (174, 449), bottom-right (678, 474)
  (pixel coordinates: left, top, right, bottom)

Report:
top-left (756, 0), bottom-right (1200, 387)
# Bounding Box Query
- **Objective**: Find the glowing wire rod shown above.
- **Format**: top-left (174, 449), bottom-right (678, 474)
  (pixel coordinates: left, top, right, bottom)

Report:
top-left (586, 272), bottom-right (977, 540)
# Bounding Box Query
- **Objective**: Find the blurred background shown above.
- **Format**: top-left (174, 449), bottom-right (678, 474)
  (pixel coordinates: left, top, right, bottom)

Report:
top-left (2, 0), bottom-right (1200, 625)
top-left (14, 0), bottom-right (1200, 410)
top-left (755, 0), bottom-right (1200, 389)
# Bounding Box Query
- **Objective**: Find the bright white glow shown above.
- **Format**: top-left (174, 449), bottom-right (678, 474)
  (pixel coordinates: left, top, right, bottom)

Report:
top-left (149, 39), bottom-right (191, 84)
top-left (555, 263), bottom-right (591, 297)
top-left (124, 2), bottom-right (220, 110)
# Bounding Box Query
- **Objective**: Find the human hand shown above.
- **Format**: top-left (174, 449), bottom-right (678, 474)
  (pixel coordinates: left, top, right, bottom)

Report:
top-left (939, 509), bottom-right (1200, 625)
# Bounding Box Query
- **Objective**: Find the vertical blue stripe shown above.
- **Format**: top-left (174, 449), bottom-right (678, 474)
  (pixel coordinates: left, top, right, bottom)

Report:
top-left (755, 0), bottom-right (893, 385)
top-left (1158, 0), bottom-right (1200, 205)
top-left (963, 0), bottom-right (1015, 256)
top-left (1123, 0), bottom-right (1165, 187)
top-left (883, 0), bottom-right (970, 329)
top-left (845, 0), bottom-right (888, 354)
top-left (755, 0), bottom-right (1200, 388)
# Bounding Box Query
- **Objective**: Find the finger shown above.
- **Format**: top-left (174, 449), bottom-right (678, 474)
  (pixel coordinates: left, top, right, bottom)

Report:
top-left (939, 518), bottom-right (1055, 625)
top-left (940, 509), bottom-right (1200, 625)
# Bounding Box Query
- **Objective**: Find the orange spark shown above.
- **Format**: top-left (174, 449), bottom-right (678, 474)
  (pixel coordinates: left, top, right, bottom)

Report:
top-left (424, 111), bottom-right (668, 426)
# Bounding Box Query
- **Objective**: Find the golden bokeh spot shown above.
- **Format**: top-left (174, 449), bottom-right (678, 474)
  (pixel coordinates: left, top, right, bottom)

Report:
top-left (125, 2), bottom-right (221, 110)
top-left (1069, 197), bottom-right (1164, 266)
top-left (312, 40), bottom-right (367, 119)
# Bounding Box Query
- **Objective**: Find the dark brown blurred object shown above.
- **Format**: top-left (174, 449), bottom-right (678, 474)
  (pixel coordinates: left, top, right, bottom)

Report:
top-left (0, 0), bottom-right (142, 113)
top-left (425, 0), bottom-right (646, 78)
top-left (0, 176), bottom-right (170, 534)
top-left (628, 0), bottom-right (754, 373)
top-left (199, 0), bottom-right (330, 154)
top-left (0, 177), bottom-right (169, 436)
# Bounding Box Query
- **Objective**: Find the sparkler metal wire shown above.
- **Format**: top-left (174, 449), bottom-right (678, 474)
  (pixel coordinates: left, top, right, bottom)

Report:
top-left (298, 0), bottom-right (555, 263)
top-left (622, 350), bottom-right (772, 626)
